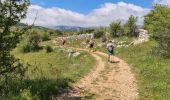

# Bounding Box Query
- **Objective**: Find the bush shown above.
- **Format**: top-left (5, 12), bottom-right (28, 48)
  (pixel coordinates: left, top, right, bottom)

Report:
top-left (46, 45), bottom-right (53, 53)
top-left (155, 28), bottom-right (170, 58)
top-left (41, 33), bottom-right (50, 41)
top-left (27, 32), bottom-right (41, 52)
top-left (19, 42), bottom-right (31, 53)
top-left (101, 36), bottom-right (107, 43)
top-left (94, 27), bottom-right (105, 38)
top-left (19, 32), bottom-right (42, 53)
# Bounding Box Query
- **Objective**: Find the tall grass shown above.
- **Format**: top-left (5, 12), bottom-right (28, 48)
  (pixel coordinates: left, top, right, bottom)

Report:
top-left (117, 41), bottom-right (170, 100)
top-left (8, 48), bottom-right (95, 100)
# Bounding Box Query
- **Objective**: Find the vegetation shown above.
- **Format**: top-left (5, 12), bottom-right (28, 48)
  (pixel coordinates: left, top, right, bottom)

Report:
top-left (94, 27), bottom-right (105, 38)
top-left (8, 48), bottom-right (96, 99)
top-left (144, 5), bottom-right (170, 37)
top-left (41, 33), bottom-right (50, 41)
top-left (45, 45), bottom-right (53, 53)
top-left (0, 0), bottom-right (30, 97)
top-left (109, 21), bottom-right (123, 37)
top-left (78, 28), bottom-right (95, 34)
top-left (144, 5), bottom-right (170, 58)
top-left (20, 32), bottom-right (42, 53)
top-left (124, 15), bottom-right (138, 37)
top-left (117, 41), bottom-right (170, 100)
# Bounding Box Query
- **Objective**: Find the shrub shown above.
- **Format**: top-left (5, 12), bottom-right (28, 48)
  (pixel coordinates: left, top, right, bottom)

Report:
top-left (46, 45), bottom-right (53, 53)
top-left (41, 33), bottom-right (50, 41)
top-left (19, 32), bottom-right (42, 53)
top-left (101, 36), bottom-right (107, 43)
top-left (94, 27), bottom-right (105, 38)
top-left (27, 32), bottom-right (41, 52)
top-left (155, 27), bottom-right (170, 58)
top-left (19, 42), bottom-right (31, 53)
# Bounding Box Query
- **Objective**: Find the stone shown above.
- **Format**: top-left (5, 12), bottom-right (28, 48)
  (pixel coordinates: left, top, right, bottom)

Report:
top-left (72, 52), bottom-right (81, 57)
top-left (133, 29), bottom-right (149, 45)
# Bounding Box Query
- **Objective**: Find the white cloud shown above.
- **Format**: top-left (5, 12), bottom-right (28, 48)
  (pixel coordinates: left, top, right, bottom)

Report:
top-left (22, 2), bottom-right (150, 27)
top-left (154, 0), bottom-right (170, 5)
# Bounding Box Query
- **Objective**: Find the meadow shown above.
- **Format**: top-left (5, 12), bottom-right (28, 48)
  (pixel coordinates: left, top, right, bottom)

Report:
top-left (7, 47), bottom-right (95, 100)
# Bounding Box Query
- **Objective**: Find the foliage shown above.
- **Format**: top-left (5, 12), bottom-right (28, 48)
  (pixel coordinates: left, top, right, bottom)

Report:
top-left (124, 15), bottom-right (138, 37)
top-left (27, 32), bottom-right (41, 52)
top-left (41, 33), bottom-right (50, 41)
top-left (144, 5), bottom-right (170, 37)
top-left (144, 5), bottom-right (170, 58)
top-left (154, 27), bottom-right (170, 58)
top-left (117, 41), bottom-right (170, 100)
top-left (11, 49), bottom-right (95, 100)
top-left (45, 45), bottom-right (53, 53)
top-left (0, 0), bottom-right (30, 96)
top-left (19, 32), bottom-right (42, 53)
top-left (19, 42), bottom-right (31, 53)
top-left (109, 21), bottom-right (123, 37)
top-left (94, 27), bottom-right (105, 38)
top-left (54, 30), bottom-right (63, 36)
top-left (78, 28), bottom-right (95, 34)
top-left (101, 36), bottom-right (107, 43)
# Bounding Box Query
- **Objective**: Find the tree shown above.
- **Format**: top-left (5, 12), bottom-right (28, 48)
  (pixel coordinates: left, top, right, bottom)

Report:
top-left (156, 26), bottom-right (170, 58)
top-left (94, 27), bottom-right (105, 38)
top-left (124, 15), bottom-right (138, 37)
top-left (0, 0), bottom-right (30, 94)
top-left (109, 21), bottom-right (123, 37)
top-left (144, 5), bottom-right (170, 58)
top-left (27, 31), bottom-right (41, 51)
top-left (144, 5), bottom-right (170, 37)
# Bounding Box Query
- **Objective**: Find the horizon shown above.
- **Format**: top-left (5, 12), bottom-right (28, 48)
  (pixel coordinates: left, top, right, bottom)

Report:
top-left (22, 0), bottom-right (170, 28)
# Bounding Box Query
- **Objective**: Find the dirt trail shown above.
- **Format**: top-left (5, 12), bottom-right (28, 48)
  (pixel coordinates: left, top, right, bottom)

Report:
top-left (55, 49), bottom-right (138, 100)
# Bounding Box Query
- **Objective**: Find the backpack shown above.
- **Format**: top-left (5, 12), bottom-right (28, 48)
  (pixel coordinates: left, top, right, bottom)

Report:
top-left (108, 44), bottom-right (114, 51)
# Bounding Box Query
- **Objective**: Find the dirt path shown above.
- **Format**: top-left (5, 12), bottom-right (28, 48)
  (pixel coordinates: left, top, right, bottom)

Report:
top-left (54, 49), bottom-right (138, 100)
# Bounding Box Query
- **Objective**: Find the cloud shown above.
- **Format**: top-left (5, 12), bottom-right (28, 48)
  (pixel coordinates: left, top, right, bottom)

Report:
top-left (22, 2), bottom-right (150, 27)
top-left (154, 0), bottom-right (170, 5)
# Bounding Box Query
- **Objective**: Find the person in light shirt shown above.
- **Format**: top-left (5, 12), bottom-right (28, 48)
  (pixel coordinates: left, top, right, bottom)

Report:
top-left (107, 40), bottom-right (115, 63)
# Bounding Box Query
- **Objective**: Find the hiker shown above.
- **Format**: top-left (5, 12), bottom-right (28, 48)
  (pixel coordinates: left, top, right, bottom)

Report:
top-left (61, 38), bottom-right (66, 46)
top-left (107, 40), bottom-right (115, 63)
top-left (88, 39), bottom-right (94, 52)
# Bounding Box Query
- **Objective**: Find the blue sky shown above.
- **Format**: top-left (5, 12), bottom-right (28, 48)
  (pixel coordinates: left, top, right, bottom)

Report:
top-left (31, 0), bottom-right (154, 14)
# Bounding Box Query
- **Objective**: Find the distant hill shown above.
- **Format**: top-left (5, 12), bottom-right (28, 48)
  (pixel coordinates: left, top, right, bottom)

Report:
top-left (17, 23), bottom-right (55, 31)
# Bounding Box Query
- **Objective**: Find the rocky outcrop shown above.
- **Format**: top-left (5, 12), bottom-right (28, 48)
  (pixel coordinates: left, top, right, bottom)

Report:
top-left (133, 29), bottom-right (149, 45)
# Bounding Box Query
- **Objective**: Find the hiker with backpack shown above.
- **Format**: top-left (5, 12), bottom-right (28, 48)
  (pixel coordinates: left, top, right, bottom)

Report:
top-left (107, 40), bottom-right (115, 63)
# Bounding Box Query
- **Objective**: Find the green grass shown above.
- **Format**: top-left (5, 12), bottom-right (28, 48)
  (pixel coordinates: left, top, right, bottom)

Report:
top-left (117, 41), bottom-right (170, 100)
top-left (42, 37), bottom-right (170, 99)
top-left (9, 48), bottom-right (95, 100)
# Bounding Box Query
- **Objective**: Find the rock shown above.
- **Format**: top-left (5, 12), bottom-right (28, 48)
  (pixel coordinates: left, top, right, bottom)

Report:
top-left (72, 52), bottom-right (81, 57)
top-left (133, 29), bottom-right (149, 45)
top-left (57, 33), bottom-right (94, 40)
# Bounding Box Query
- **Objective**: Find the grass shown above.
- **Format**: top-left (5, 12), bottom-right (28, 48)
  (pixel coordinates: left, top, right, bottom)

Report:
top-left (117, 41), bottom-right (170, 100)
top-left (9, 47), bottom-right (95, 100)
top-left (63, 37), bottom-right (170, 99)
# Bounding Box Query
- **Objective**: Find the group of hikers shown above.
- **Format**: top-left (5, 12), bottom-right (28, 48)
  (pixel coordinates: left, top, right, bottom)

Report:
top-left (87, 39), bottom-right (115, 63)
top-left (61, 38), bottom-right (116, 63)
